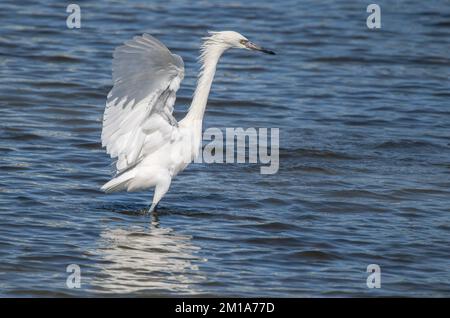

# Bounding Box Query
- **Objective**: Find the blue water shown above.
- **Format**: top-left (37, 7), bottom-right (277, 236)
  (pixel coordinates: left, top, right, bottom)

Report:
top-left (0, 0), bottom-right (449, 296)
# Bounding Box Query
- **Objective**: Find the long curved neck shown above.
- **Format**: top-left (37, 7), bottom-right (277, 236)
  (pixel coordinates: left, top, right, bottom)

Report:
top-left (185, 45), bottom-right (225, 123)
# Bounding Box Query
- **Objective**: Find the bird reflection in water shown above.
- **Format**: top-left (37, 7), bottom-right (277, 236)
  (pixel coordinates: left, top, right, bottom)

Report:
top-left (92, 213), bottom-right (206, 295)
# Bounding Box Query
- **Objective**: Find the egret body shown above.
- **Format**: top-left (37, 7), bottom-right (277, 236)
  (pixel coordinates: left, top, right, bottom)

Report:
top-left (101, 31), bottom-right (274, 212)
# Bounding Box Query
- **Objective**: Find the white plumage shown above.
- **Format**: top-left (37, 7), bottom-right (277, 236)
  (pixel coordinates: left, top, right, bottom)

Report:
top-left (101, 31), bottom-right (274, 212)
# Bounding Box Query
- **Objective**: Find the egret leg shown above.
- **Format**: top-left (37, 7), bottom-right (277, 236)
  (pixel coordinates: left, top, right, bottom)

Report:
top-left (147, 202), bottom-right (158, 214)
top-left (147, 174), bottom-right (172, 215)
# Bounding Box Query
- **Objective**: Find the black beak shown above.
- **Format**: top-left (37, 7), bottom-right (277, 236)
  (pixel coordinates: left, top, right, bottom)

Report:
top-left (245, 41), bottom-right (276, 55)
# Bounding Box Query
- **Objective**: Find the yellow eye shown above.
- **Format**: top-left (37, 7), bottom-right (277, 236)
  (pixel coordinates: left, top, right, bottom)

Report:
top-left (239, 39), bottom-right (248, 45)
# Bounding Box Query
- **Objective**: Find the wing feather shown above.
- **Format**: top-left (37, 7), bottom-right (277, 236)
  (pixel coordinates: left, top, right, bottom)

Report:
top-left (101, 34), bottom-right (184, 174)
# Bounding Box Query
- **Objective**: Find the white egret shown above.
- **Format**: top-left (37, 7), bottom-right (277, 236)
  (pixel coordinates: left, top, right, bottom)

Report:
top-left (101, 31), bottom-right (275, 212)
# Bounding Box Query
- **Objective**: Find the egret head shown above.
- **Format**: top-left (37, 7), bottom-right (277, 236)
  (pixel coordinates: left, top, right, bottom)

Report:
top-left (204, 31), bottom-right (275, 55)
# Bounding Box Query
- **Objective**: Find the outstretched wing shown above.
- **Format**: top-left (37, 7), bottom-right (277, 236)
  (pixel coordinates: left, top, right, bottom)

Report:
top-left (101, 34), bottom-right (185, 174)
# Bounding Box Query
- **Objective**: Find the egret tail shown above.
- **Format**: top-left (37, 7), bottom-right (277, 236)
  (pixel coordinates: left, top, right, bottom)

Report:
top-left (101, 171), bottom-right (134, 193)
